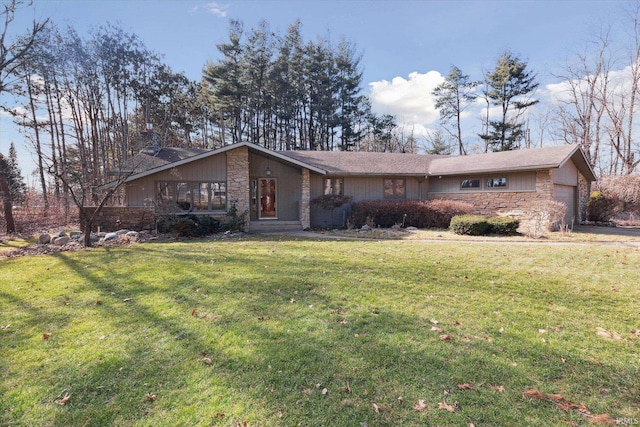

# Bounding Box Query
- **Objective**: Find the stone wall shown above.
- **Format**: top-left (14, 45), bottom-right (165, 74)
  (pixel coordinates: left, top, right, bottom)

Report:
top-left (577, 172), bottom-right (591, 221)
top-left (428, 170), bottom-right (554, 216)
top-left (226, 146), bottom-right (251, 231)
top-left (80, 207), bottom-right (156, 232)
top-left (300, 168), bottom-right (311, 229)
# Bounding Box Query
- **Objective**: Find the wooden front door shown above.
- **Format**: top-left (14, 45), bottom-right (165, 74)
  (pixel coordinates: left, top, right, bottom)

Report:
top-left (259, 178), bottom-right (277, 219)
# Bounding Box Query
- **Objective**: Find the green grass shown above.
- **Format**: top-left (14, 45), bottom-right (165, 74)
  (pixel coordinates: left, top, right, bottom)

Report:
top-left (1, 235), bottom-right (639, 426)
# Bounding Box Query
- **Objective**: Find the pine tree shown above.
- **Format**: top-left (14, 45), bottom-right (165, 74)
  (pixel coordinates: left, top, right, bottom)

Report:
top-left (479, 51), bottom-right (538, 151)
top-left (432, 66), bottom-right (479, 155)
top-left (0, 143), bottom-right (27, 233)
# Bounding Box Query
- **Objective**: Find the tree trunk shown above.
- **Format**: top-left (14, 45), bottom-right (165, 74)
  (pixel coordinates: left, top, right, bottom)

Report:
top-left (0, 173), bottom-right (16, 233)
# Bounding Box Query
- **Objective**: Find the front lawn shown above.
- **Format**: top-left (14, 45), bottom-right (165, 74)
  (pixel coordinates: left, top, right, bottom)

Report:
top-left (1, 235), bottom-right (638, 426)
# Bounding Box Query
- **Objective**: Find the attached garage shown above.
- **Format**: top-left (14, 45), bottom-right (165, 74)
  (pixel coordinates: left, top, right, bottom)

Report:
top-left (554, 184), bottom-right (577, 225)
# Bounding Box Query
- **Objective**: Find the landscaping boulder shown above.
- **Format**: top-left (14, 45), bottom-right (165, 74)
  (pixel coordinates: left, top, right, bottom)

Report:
top-left (53, 236), bottom-right (71, 246)
top-left (115, 229), bottom-right (130, 236)
top-left (103, 232), bottom-right (119, 242)
top-left (53, 230), bottom-right (67, 238)
top-left (125, 231), bottom-right (139, 239)
top-left (70, 231), bottom-right (82, 239)
top-left (38, 233), bottom-right (51, 244)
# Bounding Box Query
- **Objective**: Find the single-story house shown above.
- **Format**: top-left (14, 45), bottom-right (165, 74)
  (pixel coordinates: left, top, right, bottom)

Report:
top-left (94, 141), bottom-right (596, 232)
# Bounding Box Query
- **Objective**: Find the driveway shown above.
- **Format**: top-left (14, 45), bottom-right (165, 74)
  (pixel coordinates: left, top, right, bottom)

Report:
top-left (573, 225), bottom-right (640, 237)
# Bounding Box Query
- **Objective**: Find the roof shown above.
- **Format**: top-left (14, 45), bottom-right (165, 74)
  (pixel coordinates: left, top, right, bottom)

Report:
top-left (115, 147), bottom-right (207, 175)
top-left (428, 145), bottom-right (597, 181)
top-left (280, 150), bottom-right (443, 175)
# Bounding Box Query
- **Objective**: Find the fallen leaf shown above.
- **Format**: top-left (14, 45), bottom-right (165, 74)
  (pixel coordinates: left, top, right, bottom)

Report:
top-left (469, 422), bottom-right (476, 427)
top-left (341, 383), bottom-right (351, 393)
top-left (438, 399), bottom-right (458, 412)
top-left (258, 316), bottom-right (265, 321)
top-left (596, 327), bottom-right (624, 340)
top-left (413, 399), bottom-right (427, 412)
top-left (123, 298), bottom-right (132, 302)
top-left (457, 383), bottom-right (474, 391)
top-left (95, 300), bottom-right (102, 305)
top-left (631, 329), bottom-right (640, 338)
top-left (0, 324), bottom-right (10, 330)
top-left (301, 387), bottom-right (312, 395)
top-left (201, 357), bottom-right (213, 365)
top-left (191, 308), bottom-right (197, 316)
top-left (338, 319), bottom-right (348, 324)
top-left (523, 389), bottom-right (545, 399)
top-left (431, 326), bottom-right (443, 332)
top-left (321, 388), bottom-right (328, 395)
top-left (439, 334), bottom-right (451, 341)
top-left (454, 321), bottom-right (461, 326)
top-left (145, 393), bottom-right (157, 402)
top-left (494, 385), bottom-right (505, 393)
top-left (42, 333), bottom-right (51, 340)
top-left (372, 403), bottom-right (379, 413)
top-left (55, 392), bottom-right (71, 405)
top-left (538, 329), bottom-right (547, 334)
top-left (430, 318), bottom-right (439, 325)
top-left (462, 336), bottom-right (471, 342)
top-left (214, 413), bottom-right (225, 418)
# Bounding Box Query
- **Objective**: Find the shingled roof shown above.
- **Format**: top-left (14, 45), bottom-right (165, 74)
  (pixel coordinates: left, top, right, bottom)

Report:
top-left (115, 147), bottom-right (208, 175)
top-left (279, 150), bottom-right (443, 175)
top-left (428, 144), bottom-right (596, 181)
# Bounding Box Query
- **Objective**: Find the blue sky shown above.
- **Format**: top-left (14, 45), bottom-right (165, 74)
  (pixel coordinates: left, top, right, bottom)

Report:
top-left (0, 0), bottom-right (631, 180)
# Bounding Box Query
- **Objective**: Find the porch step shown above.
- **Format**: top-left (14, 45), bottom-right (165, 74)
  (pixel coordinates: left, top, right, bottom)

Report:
top-left (249, 220), bottom-right (303, 233)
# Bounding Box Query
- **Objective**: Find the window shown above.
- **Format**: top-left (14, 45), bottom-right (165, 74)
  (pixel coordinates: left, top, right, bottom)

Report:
top-left (487, 177), bottom-right (508, 188)
top-left (323, 178), bottom-right (344, 196)
top-left (156, 181), bottom-right (226, 211)
top-left (461, 179), bottom-right (481, 189)
top-left (384, 178), bottom-right (406, 199)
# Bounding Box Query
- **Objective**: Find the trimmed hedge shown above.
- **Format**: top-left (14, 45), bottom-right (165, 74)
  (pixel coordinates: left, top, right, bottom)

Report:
top-left (487, 216), bottom-right (520, 235)
top-left (157, 215), bottom-right (221, 237)
top-left (586, 191), bottom-right (617, 222)
top-left (348, 199), bottom-right (473, 229)
top-left (449, 215), bottom-right (490, 235)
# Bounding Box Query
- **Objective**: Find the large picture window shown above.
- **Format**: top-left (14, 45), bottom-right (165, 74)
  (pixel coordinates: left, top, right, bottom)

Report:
top-left (323, 178), bottom-right (344, 196)
top-left (156, 181), bottom-right (226, 211)
top-left (384, 179), bottom-right (406, 199)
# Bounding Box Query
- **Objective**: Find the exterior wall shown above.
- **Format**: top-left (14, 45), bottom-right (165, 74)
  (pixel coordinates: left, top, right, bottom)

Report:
top-left (125, 154), bottom-right (227, 207)
top-left (310, 175), bottom-right (425, 201)
top-left (248, 152), bottom-right (302, 221)
top-left (300, 168), bottom-right (310, 229)
top-left (427, 169), bottom-right (555, 220)
top-left (428, 172), bottom-right (536, 193)
top-left (553, 160), bottom-right (579, 186)
top-left (226, 146), bottom-right (250, 231)
top-left (81, 207), bottom-right (156, 232)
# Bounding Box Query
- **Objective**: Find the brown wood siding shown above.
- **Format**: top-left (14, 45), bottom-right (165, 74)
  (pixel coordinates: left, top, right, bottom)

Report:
top-left (311, 175), bottom-right (425, 201)
top-left (428, 172), bottom-right (536, 193)
top-left (249, 152), bottom-right (301, 221)
top-left (125, 153), bottom-right (227, 206)
top-left (553, 161), bottom-right (579, 186)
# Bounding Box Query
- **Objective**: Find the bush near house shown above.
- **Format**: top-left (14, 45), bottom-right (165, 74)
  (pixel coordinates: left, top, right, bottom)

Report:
top-left (586, 191), bottom-right (618, 222)
top-left (449, 214), bottom-right (491, 235)
top-left (349, 199), bottom-right (473, 229)
top-left (487, 216), bottom-right (520, 235)
top-left (157, 215), bottom-right (220, 237)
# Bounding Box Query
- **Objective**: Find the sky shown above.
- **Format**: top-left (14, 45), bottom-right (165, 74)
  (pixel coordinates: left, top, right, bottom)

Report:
top-left (0, 0), bottom-right (633, 182)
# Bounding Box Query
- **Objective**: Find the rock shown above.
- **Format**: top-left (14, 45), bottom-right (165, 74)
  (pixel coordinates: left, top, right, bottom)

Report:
top-left (53, 230), bottom-right (67, 238)
top-left (406, 226), bottom-right (418, 231)
top-left (38, 233), bottom-right (51, 244)
top-left (115, 229), bottom-right (130, 236)
top-left (125, 231), bottom-right (139, 240)
top-left (53, 236), bottom-right (70, 246)
top-left (361, 224), bottom-right (370, 231)
top-left (103, 232), bottom-right (119, 242)
top-left (69, 231), bottom-right (82, 239)
top-left (89, 234), bottom-right (100, 243)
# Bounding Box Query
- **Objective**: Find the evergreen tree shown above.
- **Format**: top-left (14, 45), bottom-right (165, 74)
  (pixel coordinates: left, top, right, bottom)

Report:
top-left (432, 65), bottom-right (479, 155)
top-left (0, 143), bottom-right (26, 233)
top-left (479, 51), bottom-right (538, 151)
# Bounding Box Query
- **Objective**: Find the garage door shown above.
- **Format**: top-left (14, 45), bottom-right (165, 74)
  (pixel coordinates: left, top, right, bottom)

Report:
top-left (554, 185), bottom-right (576, 226)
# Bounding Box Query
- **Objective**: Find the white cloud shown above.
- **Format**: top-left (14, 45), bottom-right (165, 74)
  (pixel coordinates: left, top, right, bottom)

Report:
top-left (193, 2), bottom-right (229, 17)
top-left (369, 71), bottom-right (444, 128)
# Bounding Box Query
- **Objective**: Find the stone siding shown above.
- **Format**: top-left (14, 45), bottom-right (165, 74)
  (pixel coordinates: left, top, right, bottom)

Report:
top-left (300, 168), bottom-right (311, 229)
top-left (226, 146), bottom-right (251, 231)
top-left (577, 172), bottom-right (590, 222)
top-left (80, 207), bottom-right (156, 232)
top-left (428, 170), bottom-right (554, 215)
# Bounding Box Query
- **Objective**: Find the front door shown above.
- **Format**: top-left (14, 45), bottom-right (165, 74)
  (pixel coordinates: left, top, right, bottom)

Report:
top-left (259, 178), bottom-right (277, 219)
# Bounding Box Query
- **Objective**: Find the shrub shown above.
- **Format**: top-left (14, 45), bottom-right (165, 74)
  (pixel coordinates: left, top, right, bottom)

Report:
top-left (220, 201), bottom-right (248, 232)
top-left (157, 215), bottom-right (220, 237)
top-left (488, 216), bottom-right (519, 235)
top-left (522, 200), bottom-right (567, 238)
top-left (449, 215), bottom-right (491, 235)
top-left (586, 191), bottom-right (617, 222)
top-left (348, 199), bottom-right (473, 229)
top-left (311, 194), bottom-right (353, 210)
